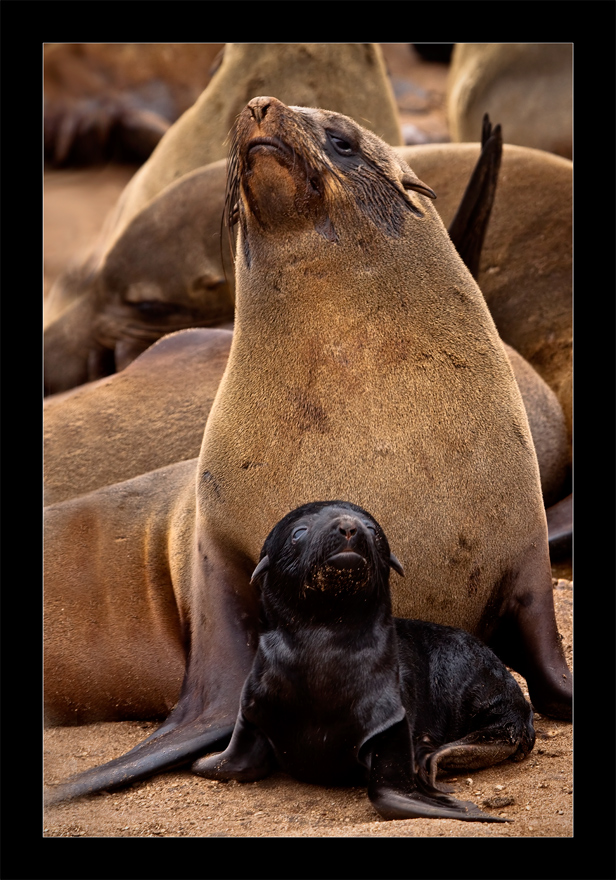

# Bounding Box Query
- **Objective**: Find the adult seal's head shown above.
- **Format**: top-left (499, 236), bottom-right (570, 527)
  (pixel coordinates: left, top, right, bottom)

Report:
top-left (225, 95), bottom-right (434, 272)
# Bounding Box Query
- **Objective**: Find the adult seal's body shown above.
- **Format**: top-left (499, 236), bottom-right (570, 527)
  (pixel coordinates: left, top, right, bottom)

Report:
top-left (45, 97), bottom-right (570, 804)
top-left (193, 502), bottom-right (535, 823)
top-left (397, 141), bottom-right (572, 443)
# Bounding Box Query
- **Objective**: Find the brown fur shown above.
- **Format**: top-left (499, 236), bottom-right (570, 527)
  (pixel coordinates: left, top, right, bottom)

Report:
top-left (397, 143), bottom-right (572, 442)
top-left (44, 328), bottom-right (231, 505)
top-left (44, 99), bottom-right (570, 740)
top-left (44, 327), bottom-right (568, 510)
top-left (44, 43), bottom-right (224, 166)
top-left (43, 162), bottom-right (232, 395)
top-left (44, 459), bottom-right (195, 724)
top-left (447, 44), bottom-right (572, 159)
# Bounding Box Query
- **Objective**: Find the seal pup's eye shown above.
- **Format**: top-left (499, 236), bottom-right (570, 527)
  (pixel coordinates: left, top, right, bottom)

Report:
top-left (326, 131), bottom-right (356, 156)
top-left (291, 526), bottom-right (308, 544)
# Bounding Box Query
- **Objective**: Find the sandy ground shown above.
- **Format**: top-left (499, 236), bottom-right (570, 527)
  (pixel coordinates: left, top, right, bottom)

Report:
top-left (43, 45), bottom-right (575, 843)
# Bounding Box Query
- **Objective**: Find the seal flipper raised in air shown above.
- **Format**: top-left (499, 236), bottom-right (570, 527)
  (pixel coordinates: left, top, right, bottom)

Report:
top-left (448, 113), bottom-right (503, 280)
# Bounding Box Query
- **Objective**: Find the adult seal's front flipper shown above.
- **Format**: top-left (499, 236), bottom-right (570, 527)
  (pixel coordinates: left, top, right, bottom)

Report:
top-left (44, 716), bottom-right (234, 806)
top-left (448, 113), bottom-right (503, 280)
top-left (366, 720), bottom-right (510, 823)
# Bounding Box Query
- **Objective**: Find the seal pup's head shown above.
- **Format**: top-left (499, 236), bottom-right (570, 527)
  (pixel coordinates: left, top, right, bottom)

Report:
top-left (225, 96), bottom-right (436, 266)
top-left (250, 501), bottom-right (404, 624)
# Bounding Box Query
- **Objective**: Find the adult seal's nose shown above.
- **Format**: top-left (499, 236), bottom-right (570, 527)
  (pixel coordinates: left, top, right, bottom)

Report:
top-left (248, 97), bottom-right (273, 123)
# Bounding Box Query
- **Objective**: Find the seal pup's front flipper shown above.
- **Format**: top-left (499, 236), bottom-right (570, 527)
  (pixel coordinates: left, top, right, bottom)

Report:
top-left (192, 711), bottom-right (276, 782)
top-left (447, 113), bottom-right (503, 279)
top-left (366, 719), bottom-right (510, 823)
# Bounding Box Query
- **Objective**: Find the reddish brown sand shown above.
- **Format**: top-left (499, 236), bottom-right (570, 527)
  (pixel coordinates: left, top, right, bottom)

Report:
top-left (43, 45), bottom-right (574, 841)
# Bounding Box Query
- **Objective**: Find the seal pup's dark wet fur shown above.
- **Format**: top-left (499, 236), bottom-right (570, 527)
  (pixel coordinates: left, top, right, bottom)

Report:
top-left (193, 501), bottom-right (535, 822)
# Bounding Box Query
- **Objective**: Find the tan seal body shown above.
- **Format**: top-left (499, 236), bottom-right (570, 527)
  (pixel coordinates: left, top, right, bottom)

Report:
top-left (44, 458), bottom-right (196, 725)
top-left (447, 44), bottom-right (572, 159)
top-left (43, 161), bottom-right (233, 396)
top-left (110, 44), bottom-right (402, 244)
top-left (397, 142), bottom-right (572, 441)
top-left (44, 97), bottom-right (569, 805)
top-left (201, 98), bottom-right (543, 629)
top-left (44, 328), bottom-right (231, 505)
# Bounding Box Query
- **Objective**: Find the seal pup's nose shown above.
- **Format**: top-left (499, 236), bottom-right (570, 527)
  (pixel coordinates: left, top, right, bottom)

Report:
top-left (249, 97), bottom-right (273, 124)
top-left (335, 516), bottom-right (361, 542)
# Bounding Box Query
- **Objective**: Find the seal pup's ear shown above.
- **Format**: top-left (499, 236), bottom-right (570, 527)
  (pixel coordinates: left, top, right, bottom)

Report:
top-left (250, 555), bottom-right (270, 584)
top-left (401, 173), bottom-right (436, 200)
top-left (389, 553), bottom-right (405, 577)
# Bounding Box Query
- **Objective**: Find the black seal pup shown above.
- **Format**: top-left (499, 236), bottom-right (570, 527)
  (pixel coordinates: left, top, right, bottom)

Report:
top-left (193, 501), bottom-right (535, 822)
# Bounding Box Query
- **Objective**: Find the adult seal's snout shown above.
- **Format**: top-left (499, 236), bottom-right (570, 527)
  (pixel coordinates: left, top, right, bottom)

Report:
top-left (248, 96), bottom-right (273, 123)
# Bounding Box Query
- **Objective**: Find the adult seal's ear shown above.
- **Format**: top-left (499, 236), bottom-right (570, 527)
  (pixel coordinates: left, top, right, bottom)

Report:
top-left (401, 172), bottom-right (437, 200)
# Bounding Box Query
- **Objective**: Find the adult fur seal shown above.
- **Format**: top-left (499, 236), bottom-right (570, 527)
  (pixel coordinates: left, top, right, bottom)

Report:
top-left (43, 161), bottom-right (233, 396)
top-left (192, 501), bottom-right (535, 823)
top-left (44, 97), bottom-right (570, 804)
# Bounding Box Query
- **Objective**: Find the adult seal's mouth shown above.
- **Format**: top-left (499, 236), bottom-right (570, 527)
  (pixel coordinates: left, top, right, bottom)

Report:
top-left (246, 136), bottom-right (292, 162)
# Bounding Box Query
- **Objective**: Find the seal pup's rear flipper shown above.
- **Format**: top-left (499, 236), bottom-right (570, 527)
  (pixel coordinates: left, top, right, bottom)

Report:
top-left (192, 711), bottom-right (276, 782)
top-left (44, 716), bottom-right (234, 806)
top-left (447, 113), bottom-right (503, 279)
top-left (365, 720), bottom-right (510, 823)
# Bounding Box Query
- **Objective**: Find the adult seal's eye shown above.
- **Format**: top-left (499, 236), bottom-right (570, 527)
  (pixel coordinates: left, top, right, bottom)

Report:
top-left (131, 301), bottom-right (180, 320)
top-left (291, 526), bottom-right (308, 543)
top-left (327, 131), bottom-right (355, 156)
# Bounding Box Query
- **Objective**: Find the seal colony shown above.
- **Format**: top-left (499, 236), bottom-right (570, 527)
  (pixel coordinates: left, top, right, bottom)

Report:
top-left (193, 502), bottom-right (535, 823)
top-left (45, 97), bottom-right (570, 804)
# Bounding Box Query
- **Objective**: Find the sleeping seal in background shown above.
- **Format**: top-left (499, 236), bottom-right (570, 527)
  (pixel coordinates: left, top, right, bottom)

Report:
top-left (44, 96), bottom-right (570, 805)
top-left (193, 501), bottom-right (535, 823)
